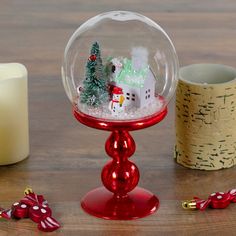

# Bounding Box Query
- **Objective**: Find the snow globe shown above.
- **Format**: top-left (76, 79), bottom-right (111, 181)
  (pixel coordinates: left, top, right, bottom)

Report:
top-left (62, 11), bottom-right (178, 220)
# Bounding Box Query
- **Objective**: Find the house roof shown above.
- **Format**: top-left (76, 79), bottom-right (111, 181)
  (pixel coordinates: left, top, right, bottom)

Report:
top-left (112, 58), bottom-right (150, 88)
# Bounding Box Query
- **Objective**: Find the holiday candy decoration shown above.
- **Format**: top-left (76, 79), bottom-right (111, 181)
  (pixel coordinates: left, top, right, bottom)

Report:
top-left (0, 188), bottom-right (60, 232)
top-left (182, 189), bottom-right (236, 210)
top-left (0, 63), bottom-right (29, 165)
top-left (175, 64), bottom-right (236, 170)
top-left (62, 11), bottom-right (178, 220)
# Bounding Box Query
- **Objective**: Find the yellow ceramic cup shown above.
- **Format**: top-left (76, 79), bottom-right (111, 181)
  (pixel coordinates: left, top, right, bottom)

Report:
top-left (175, 64), bottom-right (236, 170)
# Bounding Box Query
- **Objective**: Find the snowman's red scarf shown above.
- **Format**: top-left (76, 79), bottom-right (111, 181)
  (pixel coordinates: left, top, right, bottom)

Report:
top-left (111, 100), bottom-right (120, 109)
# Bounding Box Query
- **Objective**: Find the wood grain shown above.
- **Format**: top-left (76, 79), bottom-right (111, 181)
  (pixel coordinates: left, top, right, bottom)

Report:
top-left (0, 0), bottom-right (236, 235)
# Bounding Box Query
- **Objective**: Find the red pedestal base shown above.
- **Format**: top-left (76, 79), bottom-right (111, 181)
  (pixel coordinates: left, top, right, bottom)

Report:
top-left (74, 103), bottom-right (167, 220)
top-left (81, 187), bottom-right (159, 220)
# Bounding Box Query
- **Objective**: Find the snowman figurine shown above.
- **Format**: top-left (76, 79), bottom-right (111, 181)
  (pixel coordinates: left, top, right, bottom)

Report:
top-left (109, 86), bottom-right (125, 116)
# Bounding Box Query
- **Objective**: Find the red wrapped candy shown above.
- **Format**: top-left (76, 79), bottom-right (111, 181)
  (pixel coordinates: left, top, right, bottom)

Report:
top-left (182, 189), bottom-right (236, 210)
top-left (0, 188), bottom-right (60, 232)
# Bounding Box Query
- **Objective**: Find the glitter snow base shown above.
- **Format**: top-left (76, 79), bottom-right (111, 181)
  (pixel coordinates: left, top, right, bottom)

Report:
top-left (77, 97), bottom-right (164, 120)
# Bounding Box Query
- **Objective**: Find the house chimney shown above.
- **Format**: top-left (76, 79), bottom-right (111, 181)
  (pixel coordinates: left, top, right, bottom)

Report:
top-left (131, 47), bottom-right (148, 71)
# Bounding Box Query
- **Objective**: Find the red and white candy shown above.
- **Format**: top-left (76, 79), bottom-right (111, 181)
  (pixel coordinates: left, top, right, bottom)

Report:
top-left (0, 188), bottom-right (60, 232)
top-left (183, 189), bottom-right (236, 210)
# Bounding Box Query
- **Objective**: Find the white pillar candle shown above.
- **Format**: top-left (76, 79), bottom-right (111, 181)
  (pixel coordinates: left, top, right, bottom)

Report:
top-left (0, 63), bottom-right (29, 165)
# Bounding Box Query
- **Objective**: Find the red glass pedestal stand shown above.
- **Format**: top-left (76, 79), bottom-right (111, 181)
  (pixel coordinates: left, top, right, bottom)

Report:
top-left (74, 106), bottom-right (167, 220)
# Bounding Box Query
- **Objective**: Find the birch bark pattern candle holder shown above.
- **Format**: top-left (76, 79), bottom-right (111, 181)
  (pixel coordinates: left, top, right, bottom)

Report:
top-left (0, 63), bottom-right (29, 165)
top-left (175, 64), bottom-right (236, 170)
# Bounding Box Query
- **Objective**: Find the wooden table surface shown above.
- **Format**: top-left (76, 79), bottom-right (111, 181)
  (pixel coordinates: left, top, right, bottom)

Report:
top-left (0, 0), bottom-right (236, 235)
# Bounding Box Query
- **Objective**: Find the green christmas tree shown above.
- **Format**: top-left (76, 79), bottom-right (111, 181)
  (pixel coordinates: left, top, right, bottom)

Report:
top-left (80, 42), bottom-right (109, 107)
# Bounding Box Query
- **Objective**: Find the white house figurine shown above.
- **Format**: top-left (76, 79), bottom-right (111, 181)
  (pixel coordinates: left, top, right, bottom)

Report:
top-left (109, 47), bottom-right (156, 109)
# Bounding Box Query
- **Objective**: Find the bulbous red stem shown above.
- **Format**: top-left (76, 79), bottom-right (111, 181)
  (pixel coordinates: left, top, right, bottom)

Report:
top-left (102, 130), bottom-right (139, 198)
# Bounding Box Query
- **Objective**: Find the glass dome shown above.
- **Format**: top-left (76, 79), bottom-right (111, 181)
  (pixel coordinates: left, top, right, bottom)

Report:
top-left (62, 11), bottom-right (178, 120)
